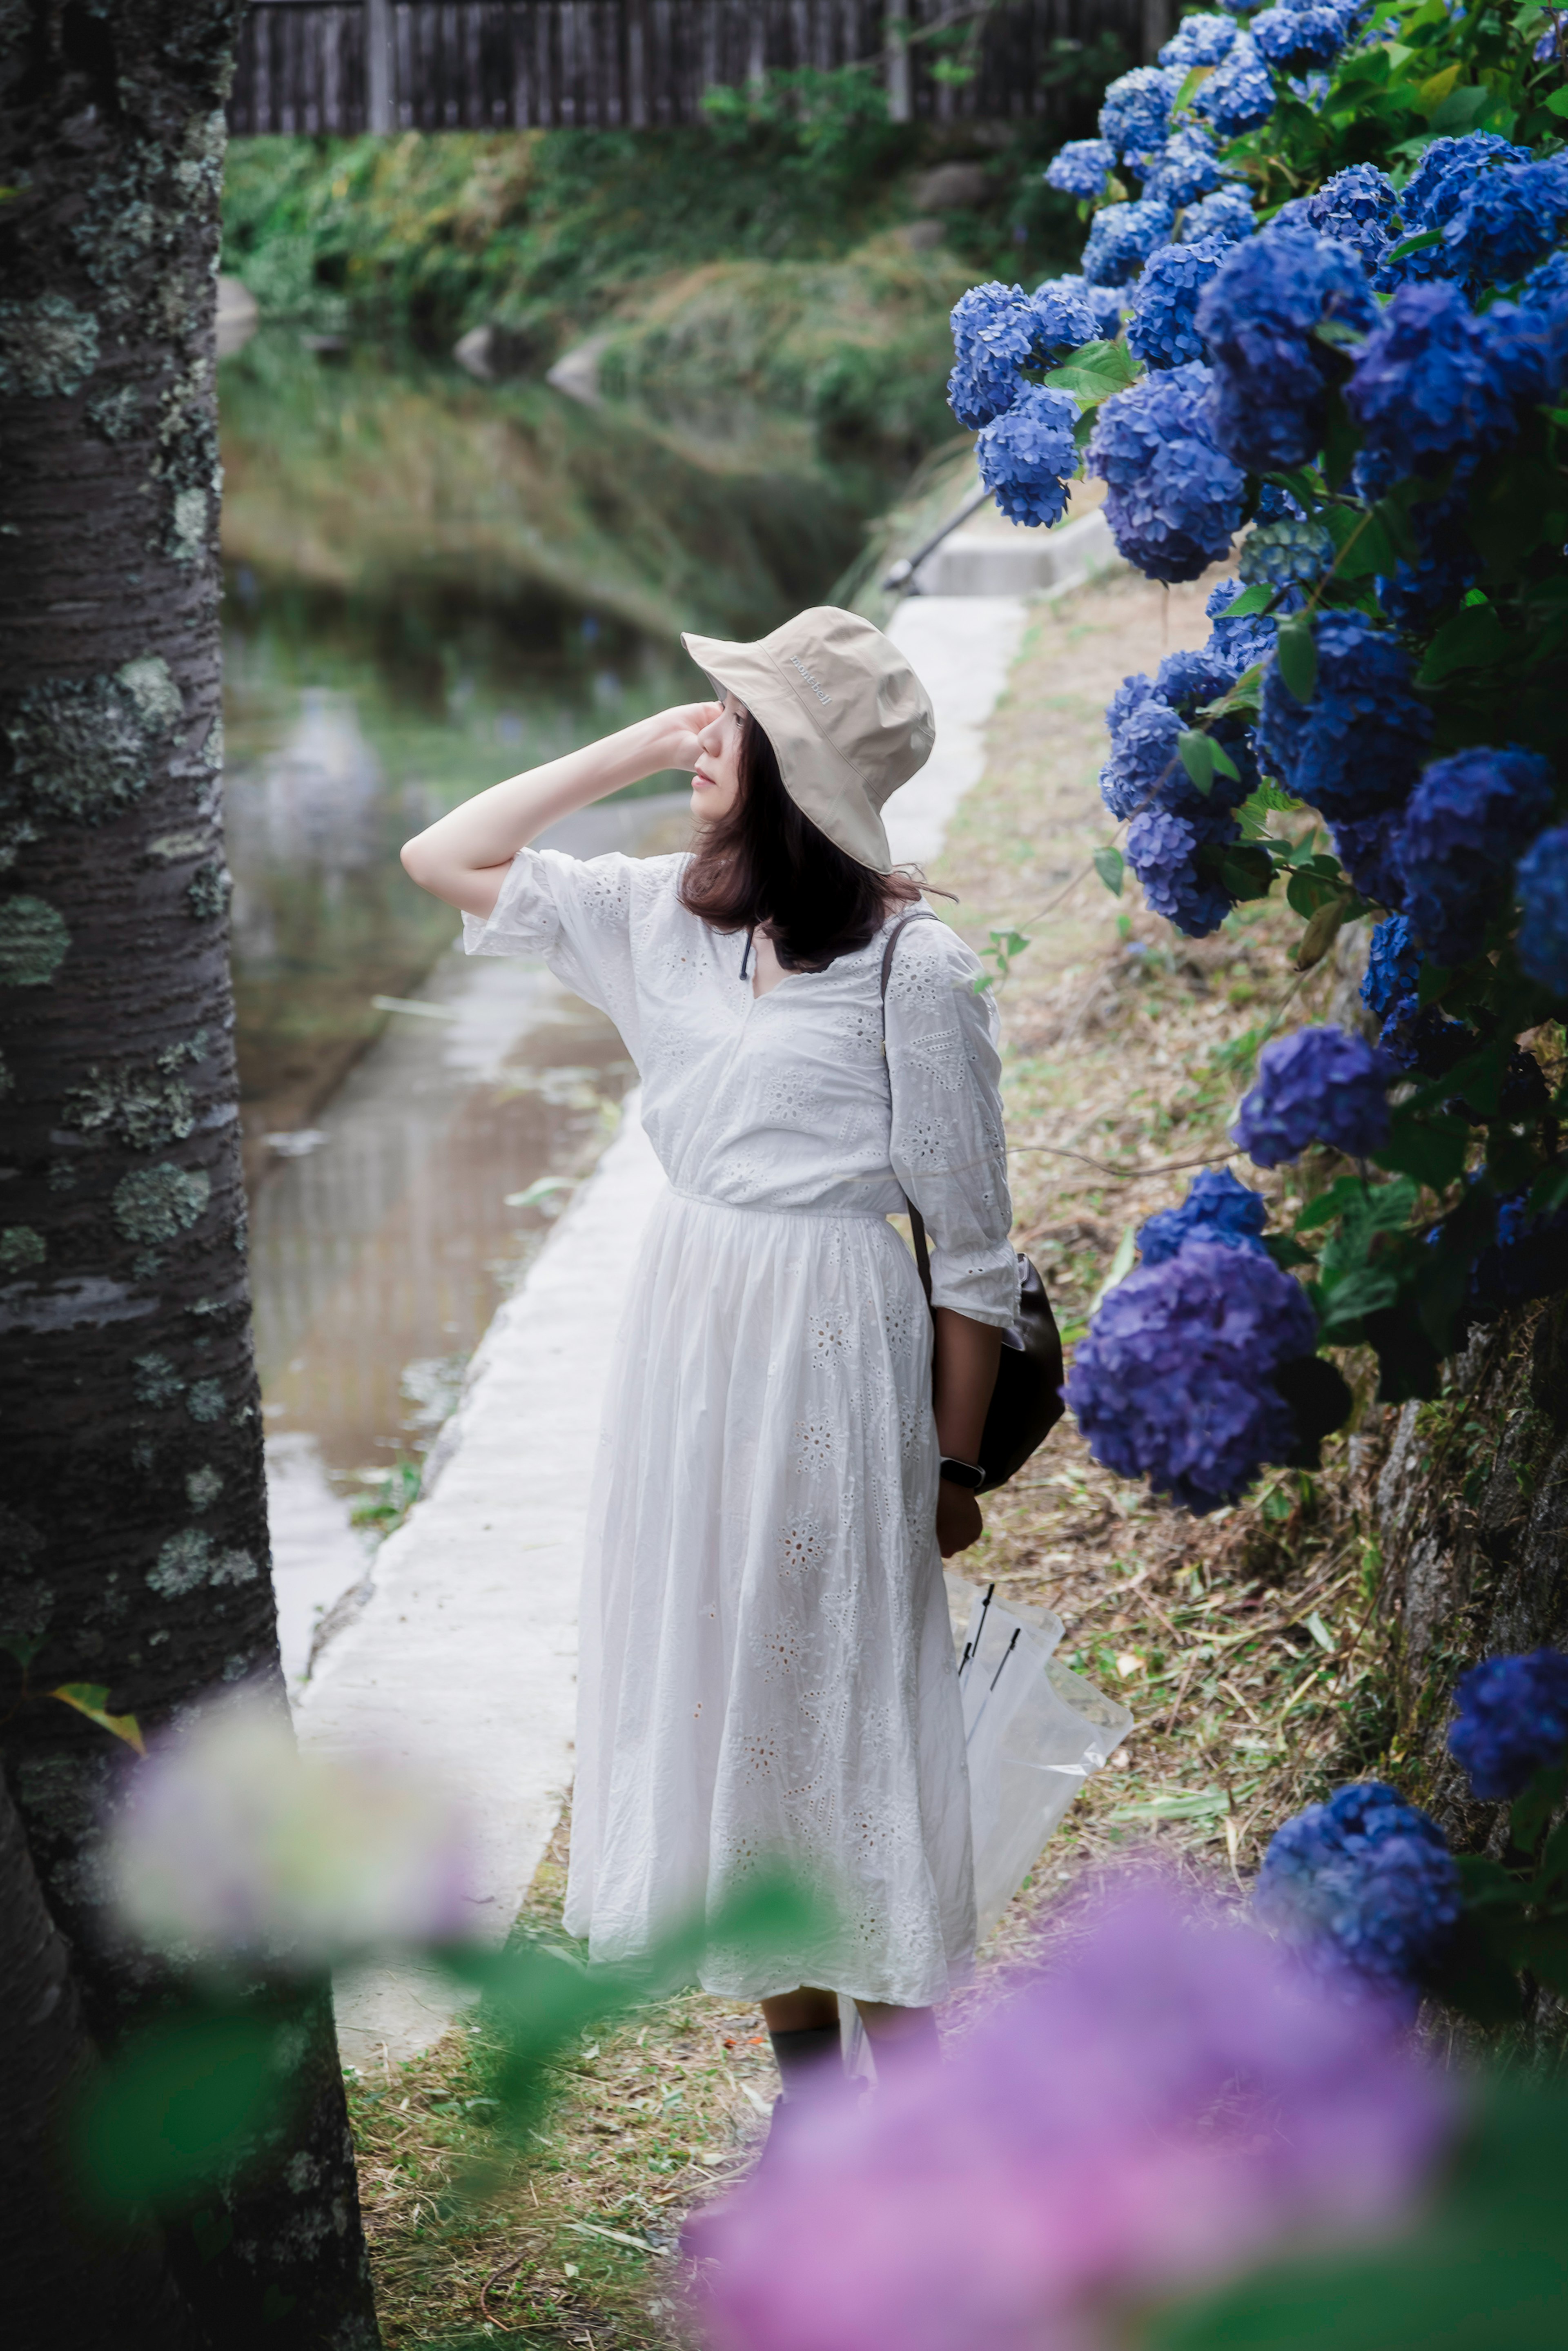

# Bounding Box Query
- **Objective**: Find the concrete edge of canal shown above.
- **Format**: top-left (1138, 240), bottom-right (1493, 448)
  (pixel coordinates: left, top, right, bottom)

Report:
top-left (299, 581), bottom-right (1114, 2064)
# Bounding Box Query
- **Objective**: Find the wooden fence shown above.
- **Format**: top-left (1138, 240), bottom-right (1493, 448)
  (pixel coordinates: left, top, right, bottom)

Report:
top-left (228, 0), bottom-right (1159, 136)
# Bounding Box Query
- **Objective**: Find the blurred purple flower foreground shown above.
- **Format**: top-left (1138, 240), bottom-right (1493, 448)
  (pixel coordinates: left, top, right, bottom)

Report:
top-left (689, 1878), bottom-right (1453, 2351)
top-left (111, 1687), bottom-right (475, 1968)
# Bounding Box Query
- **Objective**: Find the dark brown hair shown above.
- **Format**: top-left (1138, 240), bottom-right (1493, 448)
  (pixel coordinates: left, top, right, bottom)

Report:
top-left (679, 710), bottom-right (920, 970)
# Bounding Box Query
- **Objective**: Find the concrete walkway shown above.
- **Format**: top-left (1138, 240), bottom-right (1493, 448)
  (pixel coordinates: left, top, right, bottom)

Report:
top-left (297, 595), bottom-right (1034, 2064)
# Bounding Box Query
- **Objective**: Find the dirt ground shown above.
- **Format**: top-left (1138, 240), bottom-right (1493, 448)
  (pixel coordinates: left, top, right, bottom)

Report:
top-left (346, 563), bottom-right (1402, 2349)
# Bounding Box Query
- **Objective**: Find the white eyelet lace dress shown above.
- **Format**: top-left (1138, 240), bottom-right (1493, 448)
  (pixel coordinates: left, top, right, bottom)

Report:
top-left (465, 848), bottom-right (1019, 2007)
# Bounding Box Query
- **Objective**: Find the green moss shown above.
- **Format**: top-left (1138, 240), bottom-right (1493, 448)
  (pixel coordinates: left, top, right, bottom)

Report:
top-left (187, 862), bottom-right (231, 920)
top-left (0, 293), bottom-right (100, 398)
top-left (185, 1464), bottom-right (224, 1510)
top-left (0, 895), bottom-right (69, 986)
top-left (186, 1377), bottom-right (225, 1423)
top-left (148, 1528), bottom-right (259, 1598)
top-left (62, 1060), bottom-right (196, 1150)
top-left (112, 1162), bottom-right (211, 1245)
top-left (132, 1350), bottom-right (185, 1406)
top-left (0, 1225), bottom-right (45, 1272)
top-left (4, 657), bottom-right (183, 827)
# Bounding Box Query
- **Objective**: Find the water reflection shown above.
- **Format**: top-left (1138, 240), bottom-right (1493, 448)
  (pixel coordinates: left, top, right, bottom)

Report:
top-left (225, 574), bottom-right (694, 1678)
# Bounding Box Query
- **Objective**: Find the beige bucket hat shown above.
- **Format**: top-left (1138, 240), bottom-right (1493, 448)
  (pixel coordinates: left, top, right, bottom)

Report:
top-left (681, 605), bottom-right (936, 875)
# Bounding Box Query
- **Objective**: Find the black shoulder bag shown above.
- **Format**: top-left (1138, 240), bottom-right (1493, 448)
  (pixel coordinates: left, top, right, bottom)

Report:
top-left (880, 913), bottom-right (1065, 1494)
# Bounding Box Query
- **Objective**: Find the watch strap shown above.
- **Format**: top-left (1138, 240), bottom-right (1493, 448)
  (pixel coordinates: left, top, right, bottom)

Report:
top-left (939, 1455), bottom-right (985, 1492)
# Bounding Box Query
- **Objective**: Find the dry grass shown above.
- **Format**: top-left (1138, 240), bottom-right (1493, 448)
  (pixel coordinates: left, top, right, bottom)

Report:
top-left (346, 563), bottom-right (1405, 2349)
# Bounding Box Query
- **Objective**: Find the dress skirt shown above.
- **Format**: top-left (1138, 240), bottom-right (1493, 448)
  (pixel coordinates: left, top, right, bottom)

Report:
top-left (562, 1188), bottom-right (977, 2009)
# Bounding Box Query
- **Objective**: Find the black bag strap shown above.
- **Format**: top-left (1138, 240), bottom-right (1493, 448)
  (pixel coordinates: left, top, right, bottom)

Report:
top-left (880, 909), bottom-right (938, 1308)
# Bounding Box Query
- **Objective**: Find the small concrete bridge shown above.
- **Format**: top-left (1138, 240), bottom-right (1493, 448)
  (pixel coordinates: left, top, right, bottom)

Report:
top-left (229, 0), bottom-right (1166, 137)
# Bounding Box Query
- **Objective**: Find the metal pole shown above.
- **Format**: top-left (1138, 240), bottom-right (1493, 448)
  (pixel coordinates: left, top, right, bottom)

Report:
top-left (365, 0), bottom-right (393, 132)
top-left (886, 0), bottom-right (911, 123)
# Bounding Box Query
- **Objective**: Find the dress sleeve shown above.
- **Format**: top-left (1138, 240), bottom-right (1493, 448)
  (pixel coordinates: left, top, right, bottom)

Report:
top-left (461, 846), bottom-right (654, 1041)
top-left (885, 919), bottom-right (1020, 1329)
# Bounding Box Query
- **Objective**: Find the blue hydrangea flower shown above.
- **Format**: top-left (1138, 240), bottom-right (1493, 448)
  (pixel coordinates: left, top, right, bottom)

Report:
top-left (1256, 481), bottom-right (1306, 522)
top-left (1198, 226), bottom-right (1378, 472)
top-left (1517, 823), bottom-right (1568, 998)
top-left (1087, 361), bottom-right (1247, 583)
top-left (975, 384), bottom-right (1082, 527)
top-left (1126, 804), bottom-right (1240, 936)
top-left (1536, 7), bottom-right (1566, 60)
top-left (1360, 913), bottom-right (1421, 1031)
top-left (1191, 38), bottom-right (1277, 136)
top-left (1449, 1651), bottom-right (1568, 1801)
top-left (1298, 163), bottom-right (1400, 271)
top-left (1495, 251), bottom-right (1568, 396)
top-left (1255, 1783), bottom-right (1461, 2006)
top-left (1155, 644), bottom-right (1240, 712)
top-left (1470, 1190), bottom-right (1568, 1312)
top-left (1099, 65), bottom-right (1183, 167)
top-left (1158, 10), bottom-right (1243, 69)
top-left (1394, 747), bottom-right (1557, 966)
top-left (1036, 272), bottom-right (1125, 341)
top-left (1128, 235), bottom-right (1229, 368)
top-left (1233, 1024), bottom-right (1395, 1165)
top-left (1138, 1167), bottom-right (1270, 1264)
top-left (1066, 1238), bottom-right (1317, 1511)
top-left (1101, 696), bottom-right (1186, 820)
top-left (1178, 185), bottom-right (1258, 247)
top-left (1441, 159), bottom-right (1568, 295)
top-left (1240, 515), bottom-right (1334, 587)
top-left (948, 278), bottom-right (1099, 428)
top-left (1206, 577), bottom-right (1282, 673)
top-left (1330, 814), bottom-right (1406, 912)
top-left (1045, 138), bottom-right (1116, 199)
top-left (1258, 610), bottom-right (1431, 820)
top-left (1251, 0), bottom-right (1362, 73)
top-left (1144, 127), bottom-right (1233, 211)
top-left (1400, 132), bottom-right (1534, 236)
top-left (1081, 197), bottom-right (1177, 287)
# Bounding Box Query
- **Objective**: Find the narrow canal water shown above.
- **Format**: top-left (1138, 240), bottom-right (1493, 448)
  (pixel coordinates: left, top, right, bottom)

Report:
top-left (226, 567), bottom-right (696, 1680)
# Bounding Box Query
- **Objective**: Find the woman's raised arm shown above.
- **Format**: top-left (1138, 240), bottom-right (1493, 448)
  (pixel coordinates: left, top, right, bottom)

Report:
top-left (400, 700), bottom-right (719, 917)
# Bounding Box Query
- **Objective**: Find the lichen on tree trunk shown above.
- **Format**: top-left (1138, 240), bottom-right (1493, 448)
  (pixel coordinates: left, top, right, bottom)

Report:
top-left (0, 7), bottom-right (378, 2342)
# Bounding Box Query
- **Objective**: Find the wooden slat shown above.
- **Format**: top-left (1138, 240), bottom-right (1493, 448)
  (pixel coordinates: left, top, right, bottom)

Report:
top-left (227, 0), bottom-right (1146, 136)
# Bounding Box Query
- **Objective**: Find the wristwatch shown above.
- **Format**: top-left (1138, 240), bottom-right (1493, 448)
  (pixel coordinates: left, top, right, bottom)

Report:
top-left (938, 1455), bottom-right (986, 1492)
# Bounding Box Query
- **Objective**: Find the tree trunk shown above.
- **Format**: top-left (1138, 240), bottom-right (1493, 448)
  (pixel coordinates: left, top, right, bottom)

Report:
top-left (0, 9), bottom-right (379, 2343)
top-left (0, 1766), bottom-right (208, 2351)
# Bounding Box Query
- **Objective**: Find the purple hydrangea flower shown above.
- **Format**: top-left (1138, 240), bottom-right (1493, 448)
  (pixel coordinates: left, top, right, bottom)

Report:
top-left (1178, 184), bottom-right (1258, 246)
top-left (1441, 159), bottom-right (1568, 294)
top-left (1036, 271), bottom-right (1125, 341)
top-left (690, 1876), bottom-right (1455, 2351)
top-left (1394, 747), bottom-right (1557, 966)
top-left (1138, 1167), bottom-right (1271, 1264)
top-left (1099, 65), bottom-right (1183, 166)
top-left (1298, 162), bottom-right (1400, 270)
top-left (1448, 1651), bottom-right (1568, 1801)
top-left (1081, 196), bottom-right (1177, 286)
top-left (1144, 127), bottom-right (1234, 211)
top-left (1198, 225), bottom-right (1378, 472)
top-left (1517, 823), bottom-right (1568, 998)
top-left (1233, 1024), bottom-right (1395, 1166)
top-left (1159, 9), bottom-right (1244, 68)
top-left (1257, 610), bottom-right (1432, 820)
top-left (1126, 804), bottom-right (1241, 938)
top-left (1128, 234), bottom-right (1229, 368)
top-left (1192, 37), bottom-right (1277, 135)
top-left (1360, 912), bottom-right (1421, 1031)
top-left (1255, 1783), bottom-right (1461, 2007)
top-left (1331, 812), bottom-right (1408, 911)
top-left (1348, 280), bottom-right (1544, 475)
top-left (1068, 1239), bottom-right (1316, 1508)
top-left (1088, 361), bottom-right (1247, 583)
top-left (1251, 0), bottom-right (1363, 73)
top-left (975, 383), bottom-right (1081, 527)
top-left (1045, 138), bottom-right (1116, 198)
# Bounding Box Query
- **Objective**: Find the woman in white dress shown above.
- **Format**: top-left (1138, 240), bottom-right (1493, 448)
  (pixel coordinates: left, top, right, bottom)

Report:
top-left (402, 606), bottom-right (1018, 2114)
